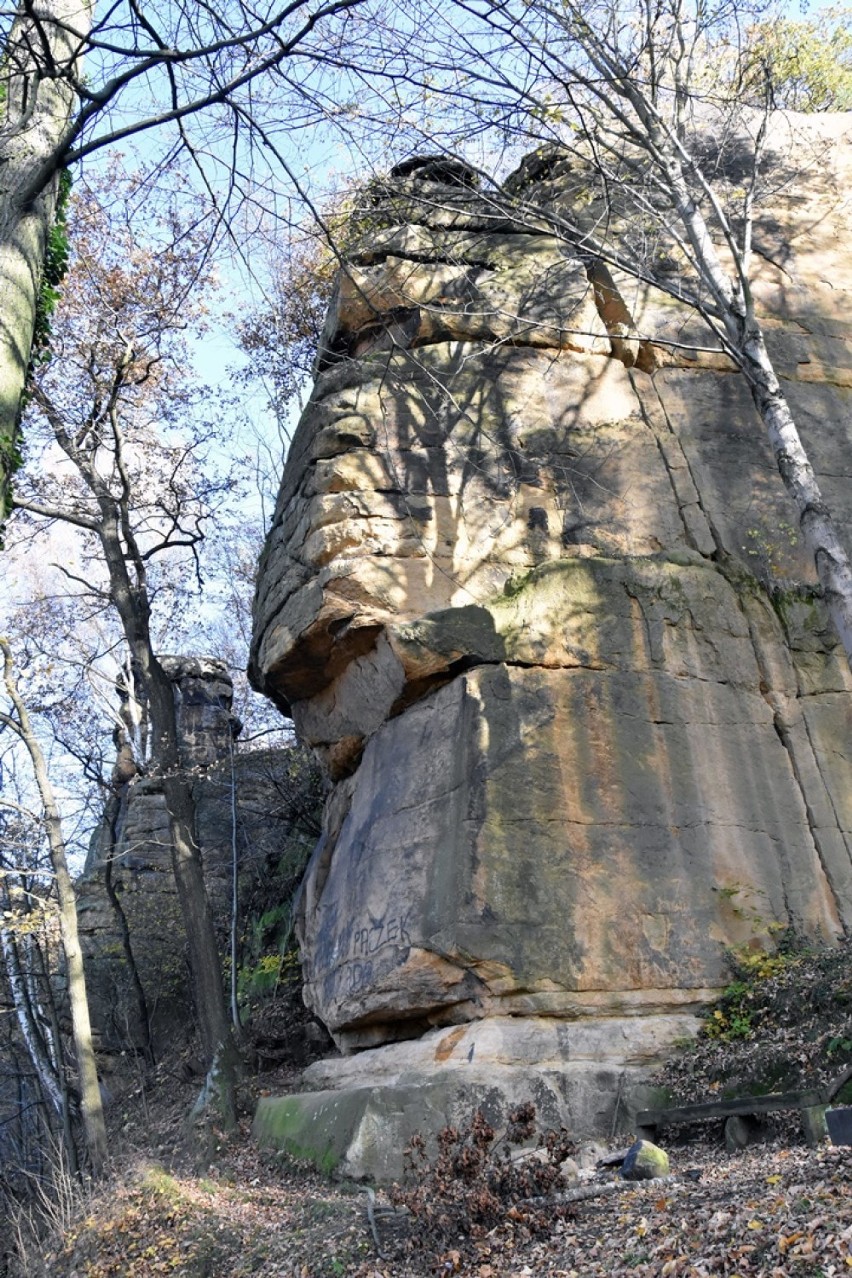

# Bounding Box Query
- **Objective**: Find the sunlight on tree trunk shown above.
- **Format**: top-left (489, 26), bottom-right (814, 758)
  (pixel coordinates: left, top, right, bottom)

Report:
top-left (0, 0), bottom-right (92, 529)
top-left (437, 0), bottom-right (852, 668)
top-left (0, 637), bottom-right (107, 1174)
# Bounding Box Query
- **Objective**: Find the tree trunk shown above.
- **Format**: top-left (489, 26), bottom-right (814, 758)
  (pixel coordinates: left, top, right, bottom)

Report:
top-left (738, 330), bottom-right (852, 662)
top-left (12, 396), bottom-right (240, 1124)
top-left (0, 0), bottom-right (92, 526)
top-left (146, 660), bottom-right (238, 1128)
top-left (648, 132), bottom-right (852, 669)
top-left (29, 927), bottom-right (79, 1173)
top-left (0, 925), bottom-right (64, 1119)
top-left (99, 789), bottom-right (154, 1063)
top-left (1, 640), bottom-right (107, 1173)
top-left (91, 500), bottom-right (238, 1124)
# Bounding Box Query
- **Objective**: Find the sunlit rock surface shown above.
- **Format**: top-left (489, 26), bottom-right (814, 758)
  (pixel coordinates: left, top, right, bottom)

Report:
top-left (250, 125), bottom-right (852, 1157)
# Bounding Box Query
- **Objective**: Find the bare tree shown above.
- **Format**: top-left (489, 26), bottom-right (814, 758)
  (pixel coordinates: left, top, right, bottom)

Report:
top-left (403, 0), bottom-right (852, 664)
top-left (0, 0), bottom-right (402, 528)
top-left (0, 886), bottom-right (68, 1140)
top-left (10, 175), bottom-right (245, 1121)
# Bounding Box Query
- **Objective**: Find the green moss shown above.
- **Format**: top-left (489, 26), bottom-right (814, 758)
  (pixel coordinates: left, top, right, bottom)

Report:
top-left (28, 168), bottom-right (73, 377)
top-left (502, 567), bottom-right (537, 599)
top-left (254, 1096), bottom-right (357, 1175)
top-left (139, 1165), bottom-right (184, 1201)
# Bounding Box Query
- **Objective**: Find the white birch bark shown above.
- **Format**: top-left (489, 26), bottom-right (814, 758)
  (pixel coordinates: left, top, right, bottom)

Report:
top-left (0, 923), bottom-right (64, 1117)
top-left (652, 135), bottom-right (852, 668)
top-left (1, 638), bottom-right (107, 1172)
top-left (554, 0), bottom-right (852, 669)
top-left (738, 331), bottom-right (852, 657)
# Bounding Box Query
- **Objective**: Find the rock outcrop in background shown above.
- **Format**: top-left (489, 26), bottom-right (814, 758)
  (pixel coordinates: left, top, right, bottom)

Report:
top-left (250, 121), bottom-right (852, 1172)
top-left (77, 658), bottom-right (321, 1056)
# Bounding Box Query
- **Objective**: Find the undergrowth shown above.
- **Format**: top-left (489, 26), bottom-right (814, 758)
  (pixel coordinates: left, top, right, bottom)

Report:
top-left (656, 934), bottom-right (852, 1105)
top-left (389, 1102), bottom-right (578, 1247)
top-left (702, 938), bottom-right (808, 1042)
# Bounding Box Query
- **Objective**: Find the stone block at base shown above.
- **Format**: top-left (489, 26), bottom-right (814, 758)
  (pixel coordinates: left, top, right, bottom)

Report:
top-left (253, 1015), bottom-right (693, 1181)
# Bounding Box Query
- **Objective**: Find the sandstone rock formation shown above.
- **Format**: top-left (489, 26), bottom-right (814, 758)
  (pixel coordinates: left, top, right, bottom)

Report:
top-left (77, 658), bottom-right (320, 1053)
top-left (250, 122), bottom-right (852, 1167)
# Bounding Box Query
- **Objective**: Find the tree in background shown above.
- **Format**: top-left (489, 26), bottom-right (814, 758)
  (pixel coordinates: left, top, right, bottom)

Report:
top-left (8, 172), bottom-right (247, 1122)
top-left (236, 210), bottom-right (350, 431)
top-left (1, 0), bottom-right (435, 530)
top-left (0, 799), bottom-right (78, 1183)
top-left (745, 5), bottom-right (852, 110)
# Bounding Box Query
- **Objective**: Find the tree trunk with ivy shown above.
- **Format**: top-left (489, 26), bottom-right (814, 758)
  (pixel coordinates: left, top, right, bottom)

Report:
top-left (0, 0), bottom-right (91, 533)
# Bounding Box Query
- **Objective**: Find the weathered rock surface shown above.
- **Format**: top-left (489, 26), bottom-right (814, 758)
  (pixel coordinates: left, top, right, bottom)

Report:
top-left (254, 1015), bottom-right (682, 1180)
top-left (77, 659), bottom-right (321, 1053)
top-left (250, 121), bottom-right (852, 1156)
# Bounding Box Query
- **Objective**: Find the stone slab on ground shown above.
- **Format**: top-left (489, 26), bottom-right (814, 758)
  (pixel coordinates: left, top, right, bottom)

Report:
top-left (253, 1015), bottom-right (699, 1181)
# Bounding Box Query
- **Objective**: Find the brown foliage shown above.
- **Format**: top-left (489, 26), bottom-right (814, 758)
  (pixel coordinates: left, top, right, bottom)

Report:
top-left (389, 1103), bottom-right (578, 1246)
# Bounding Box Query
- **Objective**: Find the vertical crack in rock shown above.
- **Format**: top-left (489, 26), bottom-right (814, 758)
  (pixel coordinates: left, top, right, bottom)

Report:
top-left (734, 585), bottom-right (850, 931)
top-left (631, 371), bottom-right (721, 559)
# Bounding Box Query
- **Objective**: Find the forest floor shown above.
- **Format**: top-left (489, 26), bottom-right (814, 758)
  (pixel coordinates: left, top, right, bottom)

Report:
top-left (10, 939), bottom-right (852, 1278)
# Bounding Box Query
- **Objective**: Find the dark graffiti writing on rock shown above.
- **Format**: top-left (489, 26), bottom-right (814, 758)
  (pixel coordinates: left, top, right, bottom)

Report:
top-left (345, 961), bottom-right (372, 994)
top-left (351, 910), bottom-right (412, 959)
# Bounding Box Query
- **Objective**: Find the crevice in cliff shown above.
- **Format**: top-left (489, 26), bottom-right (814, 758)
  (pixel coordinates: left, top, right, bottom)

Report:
top-left (348, 248), bottom-right (494, 271)
top-left (799, 713), bottom-right (852, 900)
top-left (800, 716), bottom-right (848, 834)
top-left (320, 317), bottom-right (618, 369)
top-left (751, 243), bottom-right (794, 283)
top-left (388, 652), bottom-right (545, 719)
top-left (101, 787), bottom-right (155, 1062)
top-left (633, 373), bottom-right (722, 560)
top-left (734, 588), bottom-right (847, 932)
top-left (356, 209), bottom-right (557, 242)
top-left (769, 708), bottom-right (848, 931)
top-left (778, 367), bottom-right (852, 390)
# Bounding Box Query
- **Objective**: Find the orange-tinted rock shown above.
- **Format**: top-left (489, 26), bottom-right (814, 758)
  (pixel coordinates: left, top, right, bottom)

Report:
top-left (250, 131), bottom-right (852, 1075)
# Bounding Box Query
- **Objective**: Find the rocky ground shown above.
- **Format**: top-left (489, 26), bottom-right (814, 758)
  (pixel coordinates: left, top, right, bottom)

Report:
top-left (7, 940), bottom-right (852, 1278)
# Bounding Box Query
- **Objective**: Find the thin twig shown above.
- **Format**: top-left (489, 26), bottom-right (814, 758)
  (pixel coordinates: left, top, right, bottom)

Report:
top-left (521, 1174), bottom-right (679, 1208)
top-left (364, 1186), bottom-right (384, 1258)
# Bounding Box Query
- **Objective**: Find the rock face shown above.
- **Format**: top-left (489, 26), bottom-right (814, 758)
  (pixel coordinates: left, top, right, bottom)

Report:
top-left (77, 658), bottom-right (320, 1053)
top-left (250, 123), bottom-right (852, 1157)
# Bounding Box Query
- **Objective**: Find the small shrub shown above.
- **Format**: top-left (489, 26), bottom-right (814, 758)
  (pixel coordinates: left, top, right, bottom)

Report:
top-left (389, 1102), bottom-right (577, 1248)
top-left (703, 939), bottom-right (808, 1042)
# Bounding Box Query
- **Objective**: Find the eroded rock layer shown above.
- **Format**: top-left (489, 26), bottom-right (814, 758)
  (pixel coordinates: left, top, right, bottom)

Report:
top-left (251, 124), bottom-right (852, 1063)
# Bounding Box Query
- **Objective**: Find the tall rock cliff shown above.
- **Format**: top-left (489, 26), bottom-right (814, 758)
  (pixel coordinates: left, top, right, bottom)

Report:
top-left (250, 121), bottom-right (852, 1172)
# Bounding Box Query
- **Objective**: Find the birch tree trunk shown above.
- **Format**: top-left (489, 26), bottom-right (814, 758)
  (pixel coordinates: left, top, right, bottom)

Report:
top-left (652, 134), bottom-right (852, 668)
top-left (448, 0), bottom-right (852, 669)
top-left (0, 0), bottom-right (92, 527)
top-left (1, 638), bottom-right (107, 1173)
top-left (0, 924), bottom-right (64, 1118)
top-left (738, 330), bottom-right (852, 661)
